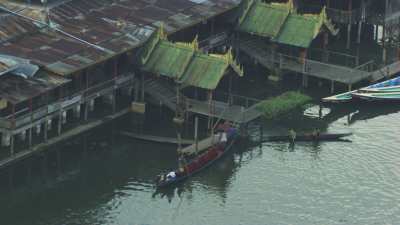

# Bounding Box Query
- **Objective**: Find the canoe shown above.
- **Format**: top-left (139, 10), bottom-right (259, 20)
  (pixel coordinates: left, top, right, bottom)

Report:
top-left (264, 132), bottom-right (352, 142)
top-left (322, 75), bottom-right (400, 103)
top-left (155, 128), bottom-right (238, 188)
top-left (322, 91), bottom-right (355, 103)
top-left (359, 85), bottom-right (400, 93)
top-left (351, 92), bottom-right (400, 101)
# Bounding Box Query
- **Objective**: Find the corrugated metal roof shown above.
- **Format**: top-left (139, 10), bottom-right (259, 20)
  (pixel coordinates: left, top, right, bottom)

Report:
top-left (0, 71), bottom-right (70, 104)
top-left (0, 0), bottom-right (240, 76)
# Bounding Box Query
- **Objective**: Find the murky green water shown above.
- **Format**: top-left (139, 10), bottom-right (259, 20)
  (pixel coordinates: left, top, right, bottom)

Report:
top-left (1, 101), bottom-right (400, 225)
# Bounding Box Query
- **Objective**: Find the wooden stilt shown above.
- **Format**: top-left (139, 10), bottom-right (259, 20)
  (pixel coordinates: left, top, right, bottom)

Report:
top-left (44, 120), bottom-right (48, 142)
top-left (346, 0), bottom-right (352, 49)
top-left (10, 134), bottom-right (14, 156)
top-left (57, 111), bottom-right (62, 136)
top-left (28, 127), bottom-right (32, 150)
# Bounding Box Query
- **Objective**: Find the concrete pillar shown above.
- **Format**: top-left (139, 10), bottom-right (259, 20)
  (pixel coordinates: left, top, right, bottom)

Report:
top-left (44, 120), bottom-right (48, 142)
top-left (47, 118), bottom-right (52, 131)
top-left (10, 134), bottom-right (14, 156)
top-left (19, 129), bottom-right (26, 141)
top-left (2, 132), bottom-right (11, 147)
top-left (330, 80), bottom-right (335, 93)
top-left (89, 99), bottom-right (95, 112)
top-left (57, 112), bottom-right (62, 136)
top-left (347, 24), bottom-right (352, 49)
top-left (28, 128), bottom-right (32, 149)
top-left (346, 0), bottom-right (353, 49)
top-left (84, 102), bottom-right (89, 121)
top-left (74, 104), bottom-right (81, 119)
top-left (62, 110), bottom-right (67, 124)
top-left (357, 21), bottom-right (363, 44)
top-left (35, 124), bottom-right (41, 135)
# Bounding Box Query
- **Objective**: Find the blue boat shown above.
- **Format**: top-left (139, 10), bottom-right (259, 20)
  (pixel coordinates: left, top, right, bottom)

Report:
top-left (322, 76), bottom-right (400, 103)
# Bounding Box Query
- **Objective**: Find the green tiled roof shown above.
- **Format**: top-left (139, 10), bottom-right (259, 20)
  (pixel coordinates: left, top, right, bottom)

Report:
top-left (139, 28), bottom-right (243, 90)
top-left (273, 14), bottom-right (321, 48)
top-left (237, 0), bottom-right (337, 48)
top-left (142, 40), bottom-right (194, 79)
top-left (238, 2), bottom-right (290, 37)
top-left (180, 53), bottom-right (229, 90)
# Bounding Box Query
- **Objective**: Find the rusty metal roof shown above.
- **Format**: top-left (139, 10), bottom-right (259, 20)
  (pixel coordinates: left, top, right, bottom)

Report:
top-left (0, 0), bottom-right (240, 76)
top-left (0, 71), bottom-right (70, 104)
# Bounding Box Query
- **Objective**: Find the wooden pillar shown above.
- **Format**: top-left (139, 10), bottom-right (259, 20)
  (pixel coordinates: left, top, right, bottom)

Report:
top-left (29, 98), bottom-right (33, 149)
top-left (346, 0), bottom-right (353, 49)
top-left (228, 75), bottom-right (233, 105)
top-left (57, 111), bottom-right (62, 136)
top-left (44, 118), bottom-right (48, 142)
top-left (112, 90), bottom-right (116, 114)
top-left (207, 90), bottom-right (213, 131)
top-left (141, 73), bottom-right (145, 102)
top-left (323, 33), bottom-right (329, 62)
top-left (382, 24), bottom-right (387, 64)
top-left (114, 58), bottom-right (118, 78)
top-left (10, 133), bottom-right (14, 156)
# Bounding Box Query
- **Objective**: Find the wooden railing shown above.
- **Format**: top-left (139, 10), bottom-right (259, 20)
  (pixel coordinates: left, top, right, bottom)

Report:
top-left (0, 74), bottom-right (135, 130)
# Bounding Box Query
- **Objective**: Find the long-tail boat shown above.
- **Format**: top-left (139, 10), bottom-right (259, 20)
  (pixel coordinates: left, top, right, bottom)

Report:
top-left (155, 126), bottom-right (239, 188)
top-left (264, 132), bottom-right (352, 142)
top-left (322, 76), bottom-right (400, 103)
top-left (351, 92), bottom-right (400, 101)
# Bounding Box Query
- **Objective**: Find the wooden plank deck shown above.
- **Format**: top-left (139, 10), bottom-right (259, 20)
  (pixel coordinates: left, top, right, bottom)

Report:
top-left (186, 98), bottom-right (262, 124)
top-left (120, 131), bottom-right (194, 145)
top-left (238, 38), bottom-right (372, 85)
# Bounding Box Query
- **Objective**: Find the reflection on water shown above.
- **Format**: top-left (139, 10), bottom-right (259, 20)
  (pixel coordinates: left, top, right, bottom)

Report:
top-left (1, 103), bottom-right (400, 225)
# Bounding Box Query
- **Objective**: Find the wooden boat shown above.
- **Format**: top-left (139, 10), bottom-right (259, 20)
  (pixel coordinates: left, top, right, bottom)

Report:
top-left (322, 76), bottom-right (400, 103)
top-left (351, 92), bottom-right (400, 101)
top-left (321, 91), bottom-right (356, 103)
top-left (359, 85), bottom-right (400, 93)
top-left (155, 128), bottom-right (238, 188)
top-left (264, 132), bottom-right (352, 142)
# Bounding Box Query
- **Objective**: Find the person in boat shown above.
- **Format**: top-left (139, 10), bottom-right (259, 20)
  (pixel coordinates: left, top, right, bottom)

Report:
top-left (289, 129), bottom-right (296, 143)
top-left (312, 128), bottom-right (320, 140)
top-left (166, 171), bottom-right (177, 181)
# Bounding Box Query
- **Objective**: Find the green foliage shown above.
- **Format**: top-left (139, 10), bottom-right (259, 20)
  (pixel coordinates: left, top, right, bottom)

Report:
top-left (256, 91), bottom-right (312, 120)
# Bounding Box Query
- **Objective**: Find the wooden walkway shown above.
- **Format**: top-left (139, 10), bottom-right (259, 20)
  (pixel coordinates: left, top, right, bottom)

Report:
top-left (186, 98), bottom-right (262, 124)
top-left (144, 78), bottom-right (263, 124)
top-left (237, 38), bottom-right (400, 85)
top-left (120, 131), bottom-right (194, 145)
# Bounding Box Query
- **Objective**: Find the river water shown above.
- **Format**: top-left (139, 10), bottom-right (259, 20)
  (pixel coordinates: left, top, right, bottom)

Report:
top-left (1, 101), bottom-right (399, 225)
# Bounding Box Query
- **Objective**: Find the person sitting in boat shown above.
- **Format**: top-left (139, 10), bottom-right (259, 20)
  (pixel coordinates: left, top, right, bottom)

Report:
top-left (312, 129), bottom-right (320, 140)
top-left (289, 129), bottom-right (296, 143)
top-left (166, 171), bottom-right (177, 181)
top-left (220, 131), bottom-right (228, 148)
